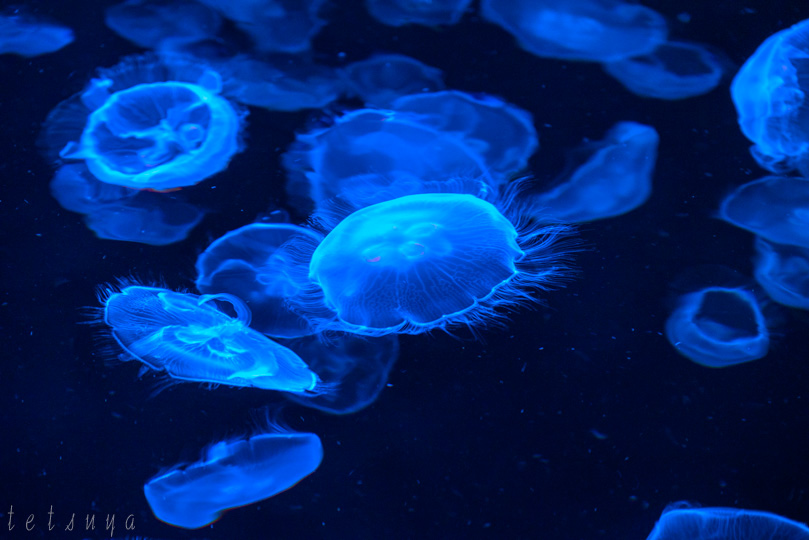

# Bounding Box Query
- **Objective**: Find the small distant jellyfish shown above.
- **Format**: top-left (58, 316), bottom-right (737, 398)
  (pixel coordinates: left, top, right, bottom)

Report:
top-left (530, 121), bottom-right (658, 222)
top-left (0, 13), bottom-right (73, 57)
top-left (665, 285), bottom-right (770, 368)
top-left (719, 176), bottom-right (809, 248)
top-left (480, 0), bottom-right (668, 63)
top-left (195, 223), bottom-right (323, 338)
top-left (105, 0), bottom-right (222, 50)
top-left (645, 502), bottom-right (809, 540)
top-left (100, 285), bottom-right (322, 393)
top-left (753, 237), bottom-right (809, 311)
top-left (145, 426), bottom-right (323, 529)
top-left (365, 0), bottom-right (472, 27)
top-left (603, 41), bottom-right (729, 100)
top-left (731, 18), bottom-right (809, 175)
top-left (342, 54), bottom-right (445, 107)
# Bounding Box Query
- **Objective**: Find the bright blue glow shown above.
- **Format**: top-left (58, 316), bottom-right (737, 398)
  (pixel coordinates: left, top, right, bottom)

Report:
top-left (531, 121), bottom-right (658, 222)
top-left (665, 286), bottom-right (769, 368)
top-left (102, 285), bottom-right (321, 392)
top-left (719, 176), bottom-right (809, 248)
top-left (731, 18), bottom-right (809, 175)
top-left (144, 428), bottom-right (323, 529)
top-left (342, 54), bottom-right (445, 107)
top-left (480, 0), bottom-right (667, 62)
top-left (196, 223), bottom-right (323, 338)
top-left (603, 41), bottom-right (727, 100)
top-left (391, 90), bottom-right (538, 176)
top-left (753, 237), bottom-right (809, 311)
top-left (0, 14), bottom-right (73, 57)
top-left (646, 502), bottom-right (809, 540)
top-left (365, 0), bottom-right (472, 27)
top-left (105, 0), bottom-right (222, 49)
top-left (283, 334), bottom-right (400, 414)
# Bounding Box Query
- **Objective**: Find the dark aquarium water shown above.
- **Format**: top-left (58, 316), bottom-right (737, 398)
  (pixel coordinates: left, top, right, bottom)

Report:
top-left (2, 0), bottom-right (809, 539)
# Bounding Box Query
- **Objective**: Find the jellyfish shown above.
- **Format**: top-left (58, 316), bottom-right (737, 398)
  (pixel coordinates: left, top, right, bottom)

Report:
top-left (529, 121), bottom-right (658, 222)
top-left (646, 502), bottom-right (809, 540)
top-left (40, 54), bottom-right (246, 191)
top-left (195, 223), bottom-right (323, 338)
top-left (0, 13), bottom-right (73, 57)
top-left (100, 285), bottom-right (322, 393)
top-left (603, 41), bottom-right (729, 100)
top-left (282, 180), bottom-right (574, 336)
top-left (480, 0), bottom-right (667, 63)
top-left (342, 54), bottom-right (445, 107)
top-left (105, 0), bottom-right (222, 50)
top-left (719, 176), bottom-right (809, 248)
top-left (753, 237), bottom-right (809, 310)
top-left (365, 0), bottom-right (472, 27)
top-left (731, 18), bottom-right (809, 175)
top-left (665, 285), bottom-right (770, 368)
top-left (391, 90), bottom-right (538, 176)
top-left (144, 426), bottom-right (323, 529)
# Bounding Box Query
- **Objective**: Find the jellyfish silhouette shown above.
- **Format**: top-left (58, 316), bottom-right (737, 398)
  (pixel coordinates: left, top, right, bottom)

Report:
top-left (342, 54), bottom-right (445, 107)
top-left (646, 502), bottom-right (809, 540)
top-left (0, 13), bottom-right (73, 57)
top-left (283, 180), bottom-right (575, 336)
top-left (101, 284), bottom-right (322, 393)
top-left (105, 0), bottom-right (222, 50)
top-left (365, 0), bottom-right (472, 27)
top-left (144, 426), bottom-right (323, 529)
top-left (753, 237), bottom-right (809, 311)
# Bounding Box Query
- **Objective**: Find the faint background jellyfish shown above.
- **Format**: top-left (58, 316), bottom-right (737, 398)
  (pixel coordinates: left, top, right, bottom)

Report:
top-left (105, 0), bottom-right (222, 50)
top-left (753, 237), bottom-right (809, 311)
top-left (282, 179), bottom-right (576, 336)
top-left (195, 223), bottom-right (323, 338)
top-left (529, 121), bottom-right (659, 222)
top-left (144, 424), bottom-right (323, 529)
top-left (282, 333), bottom-right (400, 414)
top-left (731, 18), bottom-right (809, 175)
top-left (365, 0), bottom-right (472, 27)
top-left (341, 53), bottom-right (445, 107)
top-left (719, 176), bottom-right (809, 249)
top-left (480, 0), bottom-right (668, 63)
top-left (100, 284), bottom-right (324, 393)
top-left (0, 11), bottom-right (73, 57)
top-left (602, 41), bottom-right (730, 100)
top-left (645, 502), bottom-right (809, 540)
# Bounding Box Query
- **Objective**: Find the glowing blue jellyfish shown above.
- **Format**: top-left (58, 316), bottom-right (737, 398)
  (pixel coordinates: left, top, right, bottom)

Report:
top-left (284, 181), bottom-right (574, 336)
top-left (665, 285), bottom-right (770, 368)
top-left (342, 54), bottom-right (445, 107)
top-left (365, 0), bottom-right (472, 27)
top-left (719, 176), bottom-right (809, 248)
top-left (646, 502), bottom-right (809, 540)
top-left (530, 121), bottom-right (658, 222)
top-left (731, 18), bottom-right (809, 175)
top-left (0, 13), bottom-right (73, 57)
top-left (196, 223), bottom-right (323, 338)
top-left (283, 334), bottom-right (399, 414)
top-left (480, 0), bottom-right (667, 62)
top-left (101, 285), bottom-right (322, 392)
top-left (391, 90), bottom-right (538, 176)
top-left (144, 427), bottom-right (322, 529)
top-left (753, 237), bottom-right (809, 310)
top-left (105, 0), bottom-right (222, 49)
top-left (603, 41), bottom-right (728, 100)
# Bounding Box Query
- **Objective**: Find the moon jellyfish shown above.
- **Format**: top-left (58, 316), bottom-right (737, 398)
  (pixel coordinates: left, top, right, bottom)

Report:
top-left (530, 121), bottom-right (658, 222)
top-left (283, 334), bottom-right (399, 414)
top-left (480, 0), bottom-right (667, 63)
top-left (285, 181), bottom-right (574, 336)
top-left (196, 223), bottom-right (323, 338)
top-left (342, 54), bottom-right (445, 107)
top-left (365, 0), bottom-right (472, 27)
top-left (105, 0), bottom-right (222, 49)
top-left (731, 18), bottom-right (809, 175)
top-left (603, 41), bottom-right (728, 100)
top-left (101, 285), bottom-right (322, 393)
top-left (665, 285), bottom-right (770, 368)
top-left (0, 13), bottom-right (73, 57)
top-left (646, 502), bottom-right (809, 540)
top-left (144, 427), bottom-right (323, 529)
top-left (719, 176), bottom-right (809, 248)
top-left (753, 237), bottom-right (809, 310)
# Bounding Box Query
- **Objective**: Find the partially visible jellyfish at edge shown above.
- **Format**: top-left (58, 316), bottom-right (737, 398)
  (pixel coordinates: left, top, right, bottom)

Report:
top-left (0, 12), bottom-right (73, 57)
top-left (753, 236), bottom-right (809, 310)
